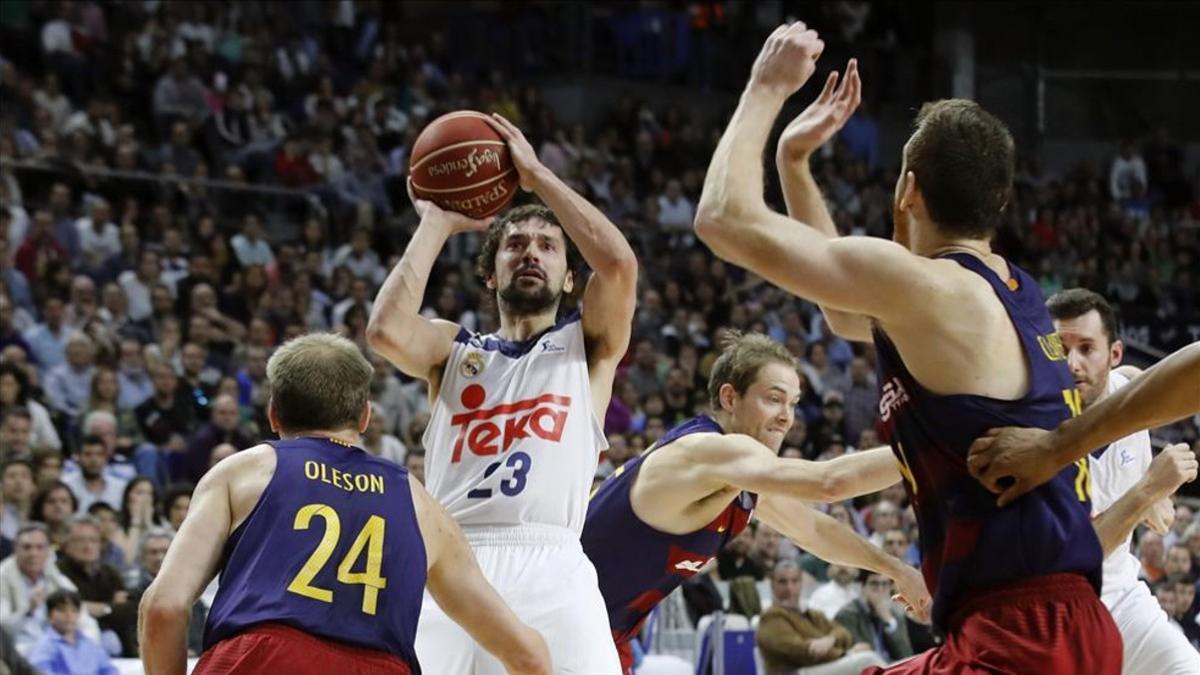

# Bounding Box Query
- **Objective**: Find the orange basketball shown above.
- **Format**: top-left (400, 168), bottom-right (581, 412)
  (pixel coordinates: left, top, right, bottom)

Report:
top-left (409, 111), bottom-right (519, 219)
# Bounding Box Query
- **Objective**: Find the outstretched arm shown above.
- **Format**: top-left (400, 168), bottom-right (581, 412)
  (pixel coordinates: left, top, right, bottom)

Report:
top-left (415, 476), bottom-right (551, 674)
top-left (756, 493), bottom-right (931, 622)
top-left (681, 435), bottom-right (901, 505)
top-left (775, 61), bottom-right (873, 342)
top-left (1092, 443), bottom-right (1197, 554)
top-left (140, 452), bottom-right (240, 675)
top-left (366, 197), bottom-right (491, 383)
top-left (695, 23), bottom-right (938, 322)
top-left (968, 341), bottom-right (1200, 506)
top-left (486, 114), bottom-right (638, 366)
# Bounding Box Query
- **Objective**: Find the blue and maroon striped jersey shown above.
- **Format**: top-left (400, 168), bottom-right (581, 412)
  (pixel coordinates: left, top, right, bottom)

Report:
top-left (203, 437), bottom-right (426, 670)
top-left (872, 252), bottom-right (1103, 631)
top-left (582, 416), bottom-right (757, 644)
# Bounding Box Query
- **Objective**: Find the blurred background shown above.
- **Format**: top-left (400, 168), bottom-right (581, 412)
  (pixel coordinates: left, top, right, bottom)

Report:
top-left (0, 1), bottom-right (1197, 673)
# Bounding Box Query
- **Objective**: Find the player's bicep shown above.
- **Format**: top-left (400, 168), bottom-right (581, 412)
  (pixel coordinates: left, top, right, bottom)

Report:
top-left (148, 466), bottom-right (233, 608)
top-left (367, 317), bottom-right (460, 382)
top-left (581, 265), bottom-right (637, 363)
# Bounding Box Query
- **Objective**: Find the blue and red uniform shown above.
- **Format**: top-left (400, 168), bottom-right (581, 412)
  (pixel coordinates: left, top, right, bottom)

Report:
top-left (866, 253), bottom-right (1120, 674)
top-left (197, 437), bottom-right (427, 674)
top-left (583, 416), bottom-right (756, 675)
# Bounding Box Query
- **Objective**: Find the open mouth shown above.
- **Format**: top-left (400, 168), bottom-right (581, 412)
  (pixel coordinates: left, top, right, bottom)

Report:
top-left (516, 268), bottom-right (546, 281)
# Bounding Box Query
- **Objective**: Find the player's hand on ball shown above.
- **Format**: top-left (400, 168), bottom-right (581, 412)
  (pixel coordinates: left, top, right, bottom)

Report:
top-left (891, 564), bottom-right (932, 624)
top-left (778, 59), bottom-right (862, 161)
top-left (749, 21), bottom-right (825, 98)
top-left (485, 114), bottom-right (542, 192)
top-left (1143, 443), bottom-right (1198, 501)
top-left (408, 178), bottom-right (494, 234)
top-left (966, 426), bottom-right (1061, 507)
top-left (1141, 496), bottom-right (1175, 535)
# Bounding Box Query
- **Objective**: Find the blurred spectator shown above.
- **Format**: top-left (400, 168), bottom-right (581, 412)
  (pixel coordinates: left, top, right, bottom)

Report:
top-left (153, 58), bottom-right (208, 130)
top-left (362, 402), bottom-right (405, 465)
top-left (229, 213), bottom-right (274, 268)
top-left (62, 435), bottom-right (126, 514)
top-left (54, 516), bottom-right (133, 654)
top-left (0, 363), bottom-right (62, 449)
top-left (404, 450), bottom-right (425, 486)
top-left (841, 357), bottom-right (877, 444)
top-left (174, 394), bottom-right (248, 484)
top-left (31, 481), bottom-right (76, 549)
top-left (115, 338), bottom-right (152, 411)
top-left (0, 457), bottom-right (35, 540)
top-left (1140, 530), bottom-right (1167, 584)
top-left (717, 525), bottom-right (761, 581)
top-left (21, 295), bottom-right (69, 371)
top-left (756, 560), bottom-right (883, 674)
top-left (160, 483), bottom-right (193, 533)
top-left (123, 528), bottom-right (205, 655)
top-left (834, 571), bottom-right (914, 663)
top-left (1109, 141), bottom-right (1148, 201)
top-left (84, 502), bottom-right (126, 571)
top-left (0, 524), bottom-right (101, 653)
top-left (27, 589), bottom-right (119, 675)
top-left (807, 563), bottom-right (861, 620)
top-left (1164, 504), bottom-right (1194, 551)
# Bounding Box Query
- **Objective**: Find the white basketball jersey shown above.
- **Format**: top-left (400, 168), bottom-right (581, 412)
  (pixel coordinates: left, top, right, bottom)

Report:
top-left (1088, 370), bottom-right (1153, 608)
top-left (422, 311), bottom-right (606, 532)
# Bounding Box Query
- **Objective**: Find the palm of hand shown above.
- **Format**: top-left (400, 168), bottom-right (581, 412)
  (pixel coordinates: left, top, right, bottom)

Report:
top-left (780, 60), bottom-right (861, 159)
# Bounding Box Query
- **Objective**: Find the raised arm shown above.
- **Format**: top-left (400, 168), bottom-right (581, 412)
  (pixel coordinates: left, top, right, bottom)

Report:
top-left (414, 475), bottom-right (551, 674)
top-left (775, 61), bottom-right (873, 341)
top-left (756, 493), bottom-right (931, 622)
top-left (366, 197), bottom-right (491, 384)
top-left (694, 23), bottom-right (935, 321)
top-left (1092, 443), bottom-right (1197, 555)
top-left (139, 452), bottom-right (239, 675)
top-left (968, 341), bottom-right (1200, 506)
top-left (486, 114), bottom-right (638, 366)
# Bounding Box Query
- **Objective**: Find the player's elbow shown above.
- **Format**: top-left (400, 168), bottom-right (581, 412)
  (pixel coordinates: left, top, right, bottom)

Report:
top-left (694, 205), bottom-right (739, 258)
top-left (138, 585), bottom-right (190, 626)
top-left (364, 318), bottom-right (396, 353)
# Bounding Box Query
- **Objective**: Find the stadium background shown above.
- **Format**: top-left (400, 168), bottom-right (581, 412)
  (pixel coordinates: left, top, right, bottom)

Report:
top-left (0, 0), bottom-right (1197, 672)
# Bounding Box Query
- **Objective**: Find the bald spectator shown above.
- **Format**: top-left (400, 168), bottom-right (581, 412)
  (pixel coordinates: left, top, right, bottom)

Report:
top-left (174, 394), bottom-right (250, 483)
top-left (756, 560), bottom-right (883, 675)
top-left (44, 333), bottom-right (97, 422)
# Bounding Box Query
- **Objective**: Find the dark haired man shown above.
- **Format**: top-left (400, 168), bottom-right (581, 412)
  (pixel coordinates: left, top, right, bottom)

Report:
top-left (694, 21), bottom-right (1131, 673)
top-left (139, 333), bottom-right (550, 675)
top-left (368, 113), bottom-right (637, 672)
top-left (1042, 288), bottom-right (1200, 674)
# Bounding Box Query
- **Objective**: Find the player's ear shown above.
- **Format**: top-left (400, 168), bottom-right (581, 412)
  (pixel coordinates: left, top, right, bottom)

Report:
top-left (485, 274), bottom-right (496, 290)
top-left (266, 398), bottom-right (281, 434)
top-left (898, 171), bottom-right (918, 212)
top-left (718, 383), bottom-right (737, 412)
top-left (562, 269), bottom-right (574, 295)
top-left (1110, 339), bottom-right (1124, 368)
top-left (357, 402), bottom-right (371, 434)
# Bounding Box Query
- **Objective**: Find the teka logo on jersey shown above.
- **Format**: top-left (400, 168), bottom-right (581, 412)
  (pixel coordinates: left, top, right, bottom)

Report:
top-left (879, 377), bottom-right (911, 423)
top-left (449, 384), bottom-right (572, 462)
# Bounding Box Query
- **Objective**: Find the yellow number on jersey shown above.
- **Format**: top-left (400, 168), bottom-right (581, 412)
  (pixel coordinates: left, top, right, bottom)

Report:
top-left (1073, 457), bottom-right (1092, 502)
top-left (287, 504), bottom-right (340, 603)
top-left (1062, 388), bottom-right (1082, 418)
top-left (286, 504), bottom-right (389, 615)
top-left (895, 442), bottom-right (918, 497)
top-left (337, 515), bottom-right (388, 616)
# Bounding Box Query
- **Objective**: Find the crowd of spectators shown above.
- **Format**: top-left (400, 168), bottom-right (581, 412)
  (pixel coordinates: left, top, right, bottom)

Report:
top-left (0, 0), bottom-right (1197, 669)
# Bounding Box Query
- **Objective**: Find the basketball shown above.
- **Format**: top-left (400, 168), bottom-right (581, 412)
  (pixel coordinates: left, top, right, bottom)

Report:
top-left (409, 111), bottom-right (519, 219)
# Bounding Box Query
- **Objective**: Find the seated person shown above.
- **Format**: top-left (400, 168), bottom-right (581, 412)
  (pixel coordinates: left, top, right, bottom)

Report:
top-left (834, 571), bottom-right (914, 664)
top-left (27, 590), bottom-right (119, 675)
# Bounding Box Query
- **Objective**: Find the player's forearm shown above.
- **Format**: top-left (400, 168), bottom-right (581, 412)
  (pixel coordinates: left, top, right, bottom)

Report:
top-left (370, 219), bottom-right (452, 326)
top-left (695, 85), bottom-right (787, 256)
top-left (806, 508), bottom-right (909, 581)
top-left (1049, 342), bottom-right (1200, 464)
top-left (776, 155), bottom-right (838, 238)
top-left (819, 447), bottom-right (903, 502)
top-left (1092, 480), bottom-right (1160, 557)
top-left (528, 167), bottom-right (637, 278)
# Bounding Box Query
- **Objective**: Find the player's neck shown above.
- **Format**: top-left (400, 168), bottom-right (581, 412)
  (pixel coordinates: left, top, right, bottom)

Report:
top-left (913, 224), bottom-right (992, 260)
top-left (496, 309), bottom-right (558, 342)
top-left (285, 429), bottom-right (362, 447)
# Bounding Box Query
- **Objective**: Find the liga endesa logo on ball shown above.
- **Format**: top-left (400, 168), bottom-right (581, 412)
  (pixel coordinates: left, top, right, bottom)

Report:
top-left (426, 146), bottom-right (503, 179)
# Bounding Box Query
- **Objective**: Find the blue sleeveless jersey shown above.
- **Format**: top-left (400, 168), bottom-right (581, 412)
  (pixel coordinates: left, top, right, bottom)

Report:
top-left (872, 253), bottom-right (1102, 631)
top-left (203, 437), bottom-right (427, 670)
top-left (582, 416), bottom-right (756, 643)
